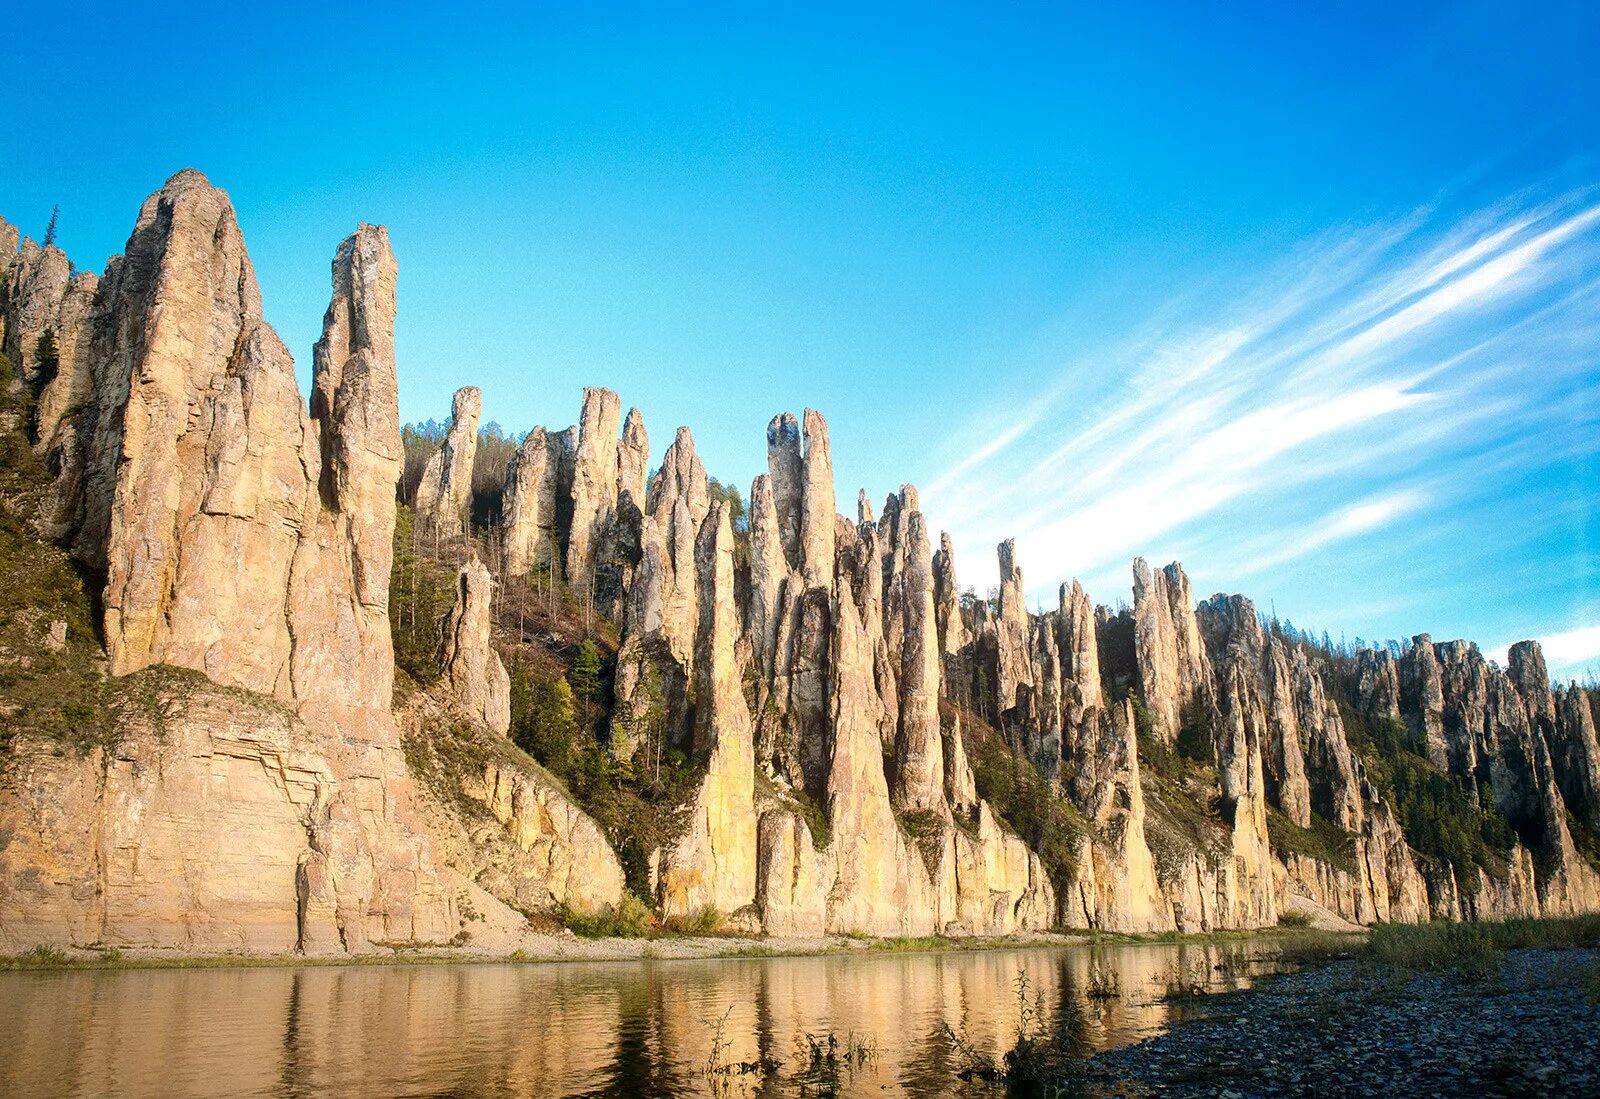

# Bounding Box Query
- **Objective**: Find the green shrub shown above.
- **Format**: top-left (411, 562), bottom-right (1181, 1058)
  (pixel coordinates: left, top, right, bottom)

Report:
top-left (1267, 807), bottom-right (1358, 876)
top-left (967, 708), bottom-right (1082, 893)
top-left (1367, 914), bottom-right (1600, 972)
top-left (1276, 911), bottom-right (1313, 929)
top-left (560, 892), bottom-right (654, 938)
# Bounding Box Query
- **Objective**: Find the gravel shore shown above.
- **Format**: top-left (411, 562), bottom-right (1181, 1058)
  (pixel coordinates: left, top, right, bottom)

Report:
top-left (1084, 947), bottom-right (1600, 1098)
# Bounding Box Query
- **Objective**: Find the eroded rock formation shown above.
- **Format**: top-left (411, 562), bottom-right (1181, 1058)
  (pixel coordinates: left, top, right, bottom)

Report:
top-left (3, 170), bottom-right (1597, 954)
top-left (415, 386), bottom-right (481, 539)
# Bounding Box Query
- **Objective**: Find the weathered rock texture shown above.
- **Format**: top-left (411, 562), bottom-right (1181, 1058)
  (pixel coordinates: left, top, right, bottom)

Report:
top-left (437, 558), bottom-right (512, 736)
top-left (415, 386), bottom-right (481, 539)
top-left (3, 171), bottom-right (1597, 952)
top-left (0, 172), bottom-right (555, 955)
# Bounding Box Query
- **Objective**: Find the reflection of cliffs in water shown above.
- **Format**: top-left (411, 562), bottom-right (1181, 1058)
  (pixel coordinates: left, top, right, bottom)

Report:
top-left (0, 944), bottom-right (1276, 1097)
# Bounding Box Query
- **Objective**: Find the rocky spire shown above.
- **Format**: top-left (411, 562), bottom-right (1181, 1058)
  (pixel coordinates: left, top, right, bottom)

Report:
top-left (0, 233), bottom-right (71, 385)
top-left (799, 408), bottom-right (836, 589)
top-left (932, 531), bottom-right (967, 671)
top-left (1553, 685), bottom-right (1600, 833)
top-left (1400, 635), bottom-right (1450, 769)
top-left (1057, 580), bottom-right (1102, 712)
top-left (617, 405), bottom-right (650, 507)
top-left (766, 412), bottom-right (803, 570)
top-left (501, 426), bottom-right (571, 577)
top-left (565, 386), bottom-right (626, 597)
top-left (415, 385), bottom-right (481, 539)
top-left (658, 502), bottom-right (757, 918)
top-left (893, 511), bottom-right (945, 810)
top-left (437, 557), bottom-right (511, 735)
top-left (292, 223), bottom-right (405, 709)
top-left (90, 169), bottom-right (308, 693)
top-left (747, 473), bottom-right (787, 675)
top-left (32, 268), bottom-right (104, 537)
top-left (857, 488), bottom-right (874, 525)
top-left (994, 539), bottom-right (1033, 716)
top-left (1132, 558), bottom-right (1212, 743)
top-left (1355, 647), bottom-right (1403, 724)
top-left (309, 224), bottom-right (401, 614)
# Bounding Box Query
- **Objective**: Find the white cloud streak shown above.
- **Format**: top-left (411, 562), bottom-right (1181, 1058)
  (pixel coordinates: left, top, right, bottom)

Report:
top-left (919, 190), bottom-right (1600, 618)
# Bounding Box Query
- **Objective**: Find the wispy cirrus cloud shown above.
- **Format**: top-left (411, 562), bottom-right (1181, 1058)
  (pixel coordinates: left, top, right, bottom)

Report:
top-left (920, 188), bottom-right (1600, 650)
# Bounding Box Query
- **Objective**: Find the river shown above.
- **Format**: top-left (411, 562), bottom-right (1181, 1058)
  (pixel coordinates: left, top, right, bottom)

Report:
top-left (0, 939), bottom-right (1294, 1096)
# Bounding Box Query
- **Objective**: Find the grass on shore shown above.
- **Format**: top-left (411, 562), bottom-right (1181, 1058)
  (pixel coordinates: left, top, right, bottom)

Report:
top-left (1367, 914), bottom-right (1600, 972)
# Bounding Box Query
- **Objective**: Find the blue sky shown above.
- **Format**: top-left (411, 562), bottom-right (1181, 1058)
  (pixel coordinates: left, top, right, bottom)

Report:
top-left (11, 2), bottom-right (1599, 678)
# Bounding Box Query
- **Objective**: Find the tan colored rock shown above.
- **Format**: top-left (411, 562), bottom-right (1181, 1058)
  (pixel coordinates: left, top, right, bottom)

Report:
top-left (766, 411), bottom-right (804, 569)
top-left (799, 409), bottom-right (836, 589)
top-left (414, 386), bottom-right (481, 539)
top-left (617, 406), bottom-right (650, 507)
top-left (747, 473), bottom-right (787, 676)
top-left (88, 170), bottom-right (309, 696)
top-left (658, 503), bottom-right (758, 920)
top-left (1400, 634), bottom-right (1450, 769)
top-left (993, 539), bottom-right (1034, 717)
top-left (298, 223), bottom-right (403, 710)
top-left (437, 558), bottom-right (511, 736)
top-left (501, 426), bottom-right (572, 577)
top-left (1132, 558), bottom-right (1211, 742)
top-left (824, 571), bottom-right (936, 935)
top-left (565, 386), bottom-right (622, 595)
top-left (33, 269), bottom-right (104, 537)
top-left (1, 237), bottom-right (71, 383)
top-left (0, 671), bottom-right (467, 954)
top-left (1057, 579), bottom-right (1102, 713)
top-left (893, 511), bottom-right (945, 810)
top-left (932, 531), bottom-right (967, 668)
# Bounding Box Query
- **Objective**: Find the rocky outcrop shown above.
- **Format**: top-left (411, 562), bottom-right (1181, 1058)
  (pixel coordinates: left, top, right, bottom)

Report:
top-left (415, 386), bottom-right (481, 539)
top-left (658, 503), bottom-right (758, 922)
top-left (501, 427), bottom-right (572, 578)
top-left (565, 387), bottom-right (622, 598)
top-left (1132, 559), bottom-right (1212, 742)
top-left (610, 425), bottom-right (708, 760)
top-left (0, 670), bottom-right (478, 955)
top-left (437, 558), bottom-right (512, 736)
top-left (0, 171), bottom-right (526, 955)
top-left (5, 171), bottom-right (1597, 952)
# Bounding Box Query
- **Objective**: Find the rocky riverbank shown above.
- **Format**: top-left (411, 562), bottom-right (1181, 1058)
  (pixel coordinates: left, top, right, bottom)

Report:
top-left (1084, 947), bottom-right (1600, 1097)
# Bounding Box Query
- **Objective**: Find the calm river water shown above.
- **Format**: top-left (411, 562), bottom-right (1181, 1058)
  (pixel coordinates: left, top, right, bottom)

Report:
top-left (0, 940), bottom-right (1289, 1097)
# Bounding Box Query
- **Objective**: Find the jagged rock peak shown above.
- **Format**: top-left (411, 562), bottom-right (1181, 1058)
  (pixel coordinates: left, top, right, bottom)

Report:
top-left (618, 405), bottom-right (650, 505)
top-left (800, 408), bottom-right (836, 589)
top-left (766, 411), bottom-right (804, 570)
top-left (96, 168), bottom-right (291, 688)
top-left (857, 488), bottom-right (874, 525)
top-left (415, 385), bottom-right (482, 539)
top-left (1131, 557), bottom-right (1211, 743)
top-left (438, 557), bottom-right (512, 736)
top-left (566, 386), bottom-right (624, 594)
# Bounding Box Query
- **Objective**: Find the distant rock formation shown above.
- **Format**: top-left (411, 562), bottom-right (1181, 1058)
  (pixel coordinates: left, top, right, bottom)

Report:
top-left (415, 386), bottom-right (481, 539)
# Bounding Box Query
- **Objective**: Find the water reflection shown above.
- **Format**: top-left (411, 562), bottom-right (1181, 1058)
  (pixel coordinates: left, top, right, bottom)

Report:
top-left (0, 940), bottom-right (1285, 1097)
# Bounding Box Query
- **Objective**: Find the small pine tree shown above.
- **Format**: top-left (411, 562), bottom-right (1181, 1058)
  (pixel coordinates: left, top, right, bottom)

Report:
top-left (572, 640), bottom-right (602, 721)
top-left (43, 205), bottom-right (59, 249)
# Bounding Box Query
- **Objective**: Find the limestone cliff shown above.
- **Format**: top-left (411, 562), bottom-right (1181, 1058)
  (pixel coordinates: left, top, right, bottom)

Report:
top-left (3, 170), bottom-right (1597, 952)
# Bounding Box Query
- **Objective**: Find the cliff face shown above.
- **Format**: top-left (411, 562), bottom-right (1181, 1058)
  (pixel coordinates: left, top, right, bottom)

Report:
top-left (0, 173), bottom-right (561, 954)
top-left (2, 172), bottom-right (1597, 953)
